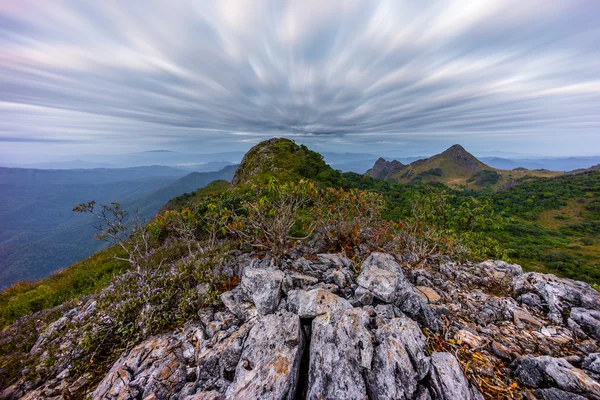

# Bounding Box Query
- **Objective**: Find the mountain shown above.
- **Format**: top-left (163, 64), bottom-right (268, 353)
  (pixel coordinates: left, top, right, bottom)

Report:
top-left (231, 138), bottom-right (341, 187)
top-left (481, 156), bottom-right (600, 171)
top-left (367, 144), bottom-right (562, 190)
top-left (0, 165), bottom-right (236, 287)
top-left (1, 138), bottom-right (599, 398)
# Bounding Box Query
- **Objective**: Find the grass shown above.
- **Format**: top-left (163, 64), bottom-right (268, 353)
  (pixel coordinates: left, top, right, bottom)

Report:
top-left (0, 246), bottom-right (128, 327)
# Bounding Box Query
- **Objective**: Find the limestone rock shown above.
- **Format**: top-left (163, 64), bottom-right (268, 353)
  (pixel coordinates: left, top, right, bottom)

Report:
top-left (241, 267), bottom-right (284, 315)
top-left (224, 311), bottom-right (304, 400)
top-left (428, 352), bottom-right (475, 400)
top-left (357, 252), bottom-right (406, 302)
top-left (287, 288), bottom-right (351, 318)
top-left (415, 286), bottom-right (441, 304)
top-left (366, 317), bottom-right (430, 400)
top-left (569, 307), bottom-right (600, 340)
top-left (307, 308), bottom-right (373, 400)
top-left (513, 356), bottom-right (600, 400)
top-left (92, 326), bottom-right (199, 400)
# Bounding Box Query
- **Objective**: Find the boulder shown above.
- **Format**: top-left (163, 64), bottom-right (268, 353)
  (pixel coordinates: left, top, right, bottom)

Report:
top-left (569, 307), bottom-right (600, 340)
top-left (220, 286), bottom-right (257, 321)
top-left (92, 326), bottom-right (200, 400)
top-left (307, 308), bottom-right (373, 400)
top-left (224, 311), bottom-right (304, 400)
top-left (357, 252), bottom-right (406, 302)
top-left (366, 317), bottom-right (430, 400)
top-left (513, 273), bottom-right (600, 324)
top-left (428, 352), bottom-right (475, 400)
top-left (241, 267), bottom-right (284, 315)
top-left (287, 289), bottom-right (351, 318)
top-left (513, 356), bottom-right (600, 399)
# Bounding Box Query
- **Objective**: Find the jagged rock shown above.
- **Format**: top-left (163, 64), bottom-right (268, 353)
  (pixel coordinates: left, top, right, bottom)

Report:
top-left (202, 311), bottom-right (238, 339)
top-left (513, 356), bottom-right (600, 399)
top-left (241, 267), bottom-right (284, 315)
top-left (352, 286), bottom-right (374, 306)
top-left (293, 253), bottom-right (354, 280)
top-left (513, 272), bottom-right (600, 324)
top-left (583, 353), bottom-right (600, 375)
top-left (357, 252), bottom-right (405, 302)
top-left (220, 286), bottom-right (257, 321)
top-left (287, 289), bottom-right (351, 318)
top-left (569, 307), bottom-right (600, 340)
top-left (183, 391), bottom-right (223, 400)
top-left (92, 325), bottom-right (202, 400)
top-left (358, 252), bottom-right (440, 331)
top-left (518, 292), bottom-right (545, 310)
top-left (490, 340), bottom-right (514, 360)
top-left (428, 352), bottom-right (475, 400)
top-left (224, 311), bottom-right (304, 400)
top-left (366, 317), bottom-right (430, 400)
top-left (535, 388), bottom-right (588, 400)
top-left (477, 260), bottom-right (523, 278)
top-left (307, 308), bottom-right (373, 400)
top-left (194, 322), bottom-right (254, 392)
top-left (283, 272), bottom-right (319, 292)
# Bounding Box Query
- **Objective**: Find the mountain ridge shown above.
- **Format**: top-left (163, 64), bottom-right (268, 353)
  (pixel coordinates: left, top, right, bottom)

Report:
top-left (366, 144), bottom-right (561, 190)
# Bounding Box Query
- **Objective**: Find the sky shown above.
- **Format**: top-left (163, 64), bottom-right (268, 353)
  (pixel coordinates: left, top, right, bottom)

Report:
top-left (1, 0), bottom-right (600, 164)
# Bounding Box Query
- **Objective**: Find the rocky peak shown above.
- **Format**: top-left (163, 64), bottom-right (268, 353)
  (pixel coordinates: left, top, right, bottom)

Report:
top-left (8, 251), bottom-right (600, 399)
top-left (366, 157), bottom-right (405, 179)
top-left (439, 144), bottom-right (482, 170)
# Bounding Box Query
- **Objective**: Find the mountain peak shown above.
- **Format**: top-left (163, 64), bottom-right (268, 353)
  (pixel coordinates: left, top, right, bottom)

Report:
top-left (439, 144), bottom-right (482, 170)
top-left (366, 157), bottom-right (405, 179)
top-left (231, 138), bottom-right (340, 186)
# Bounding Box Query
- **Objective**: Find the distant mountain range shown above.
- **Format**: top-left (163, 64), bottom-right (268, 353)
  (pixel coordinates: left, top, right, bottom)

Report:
top-left (366, 144), bottom-right (562, 190)
top-left (0, 165), bottom-right (236, 287)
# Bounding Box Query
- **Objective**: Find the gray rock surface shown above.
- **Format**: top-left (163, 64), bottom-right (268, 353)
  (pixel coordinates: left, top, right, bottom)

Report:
top-left (307, 308), bottom-right (373, 400)
top-left (366, 317), bottom-right (430, 400)
top-left (224, 311), bottom-right (304, 400)
top-left (241, 267), bottom-right (284, 315)
top-left (287, 288), bottom-right (351, 318)
top-left (428, 352), bottom-right (475, 400)
top-left (513, 356), bottom-right (600, 400)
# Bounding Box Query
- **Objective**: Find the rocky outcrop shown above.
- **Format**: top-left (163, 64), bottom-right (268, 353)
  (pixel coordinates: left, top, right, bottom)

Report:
top-left (366, 158), bottom-right (405, 180)
top-left (7, 252), bottom-right (600, 399)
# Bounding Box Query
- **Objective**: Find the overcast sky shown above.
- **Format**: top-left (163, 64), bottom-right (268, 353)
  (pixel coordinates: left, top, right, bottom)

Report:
top-left (1, 0), bottom-right (600, 163)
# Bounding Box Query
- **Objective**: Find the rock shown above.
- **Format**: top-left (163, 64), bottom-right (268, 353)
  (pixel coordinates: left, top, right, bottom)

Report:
top-left (92, 326), bottom-right (199, 400)
top-left (195, 323), bottom-right (253, 392)
top-left (294, 254), bottom-right (353, 280)
top-left (513, 272), bottom-right (600, 324)
top-left (428, 352), bottom-right (474, 400)
top-left (241, 267), bottom-right (284, 315)
top-left (535, 388), bottom-right (588, 400)
top-left (366, 317), bottom-right (430, 400)
top-left (220, 286), bottom-right (257, 321)
top-left (285, 272), bottom-right (319, 290)
top-left (307, 308), bottom-right (373, 400)
top-left (224, 311), bottom-right (304, 400)
top-left (513, 356), bottom-right (600, 399)
top-left (183, 391), bottom-right (224, 400)
top-left (518, 293), bottom-right (544, 310)
top-left (357, 252), bottom-right (406, 302)
top-left (352, 286), bottom-right (374, 307)
top-left (287, 289), bottom-right (351, 318)
top-left (583, 353), bottom-right (600, 377)
top-left (569, 307), bottom-right (600, 340)
top-left (455, 330), bottom-right (486, 348)
top-left (357, 252), bottom-right (440, 331)
top-left (415, 286), bottom-right (441, 304)
top-left (478, 260), bottom-right (522, 278)
top-left (512, 308), bottom-right (544, 329)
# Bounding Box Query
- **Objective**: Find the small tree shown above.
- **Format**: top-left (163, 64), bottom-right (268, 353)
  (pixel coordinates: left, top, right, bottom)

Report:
top-left (229, 178), bottom-right (318, 261)
top-left (73, 201), bottom-right (152, 268)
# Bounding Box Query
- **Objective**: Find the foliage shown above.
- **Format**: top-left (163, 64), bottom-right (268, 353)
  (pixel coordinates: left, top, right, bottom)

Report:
top-left (0, 246), bottom-right (127, 327)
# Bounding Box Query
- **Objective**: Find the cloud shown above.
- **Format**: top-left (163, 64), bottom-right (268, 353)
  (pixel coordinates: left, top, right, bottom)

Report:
top-left (0, 0), bottom-right (599, 156)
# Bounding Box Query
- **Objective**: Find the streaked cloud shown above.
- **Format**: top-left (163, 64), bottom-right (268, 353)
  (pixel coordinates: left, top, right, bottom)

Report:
top-left (1, 0), bottom-right (599, 157)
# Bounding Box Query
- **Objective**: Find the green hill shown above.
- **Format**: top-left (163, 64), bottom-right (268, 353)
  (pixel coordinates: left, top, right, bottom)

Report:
top-left (367, 144), bottom-right (561, 190)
